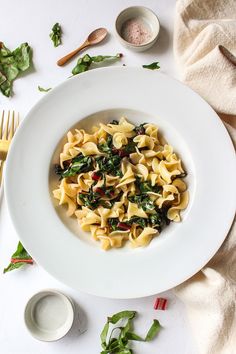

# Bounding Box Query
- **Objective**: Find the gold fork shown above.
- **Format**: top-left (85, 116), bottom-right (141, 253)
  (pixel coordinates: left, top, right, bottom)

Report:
top-left (0, 111), bottom-right (19, 186)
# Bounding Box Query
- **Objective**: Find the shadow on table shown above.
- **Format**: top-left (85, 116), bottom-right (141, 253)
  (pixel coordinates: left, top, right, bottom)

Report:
top-left (146, 25), bottom-right (171, 55)
top-left (64, 300), bottom-right (88, 341)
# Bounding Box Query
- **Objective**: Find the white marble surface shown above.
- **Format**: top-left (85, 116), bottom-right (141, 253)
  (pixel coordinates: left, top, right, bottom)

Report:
top-left (0, 1), bottom-right (197, 353)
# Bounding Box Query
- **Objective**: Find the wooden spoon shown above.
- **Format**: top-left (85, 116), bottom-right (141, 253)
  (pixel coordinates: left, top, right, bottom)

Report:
top-left (57, 28), bottom-right (108, 66)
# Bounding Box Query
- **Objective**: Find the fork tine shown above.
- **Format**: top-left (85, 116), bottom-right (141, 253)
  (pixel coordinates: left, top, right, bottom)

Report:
top-left (2, 111), bottom-right (10, 140)
top-left (0, 160), bottom-right (4, 186)
top-left (8, 111), bottom-right (15, 140)
top-left (0, 111), bottom-right (4, 139)
top-left (16, 112), bottom-right (20, 129)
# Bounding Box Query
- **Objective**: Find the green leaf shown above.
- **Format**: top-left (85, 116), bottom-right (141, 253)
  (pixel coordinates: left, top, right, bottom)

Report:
top-left (91, 53), bottom-right (122, 63)
top-left (12, 43), bottom-right (31, 71)
top-left (4, 241), bottom-right (33, 273)
top-left (126, 332), bottom-right (143, 341)
top-left (58, 155), bottom-right (94, 177)
top-left (133, 123), bottom-right (146, 135)
top-left (38, 86), bottom-right (52, 92)
top-left (0, 42), bottom-right (32, 97)
top-left (11, 241), bottom-right (32, 259)
top-left (145, 319), bottom-right (161, 341)
top-left (49, 22), bottom-right (62, 47)
top-left (72, 53), bottom-right (122, 76)
top-left (3, 261), bottom-right (28, 274)
top-left (108, 311), bottom-right (136, 325)
top-left (142, 62), bottom-right (160, 70)
top-left (100, 322), bottom-right (109, 349)
top-left (98, 135), bottom-right (113, 153)
top-left (128, 217), bottom-right (147, 229)
top-left (128, 195), bottom-right (155, 212)
top-left (100, 310), bottom-right (161, 353)
top-left (96, 155), bottom-right (121, 175)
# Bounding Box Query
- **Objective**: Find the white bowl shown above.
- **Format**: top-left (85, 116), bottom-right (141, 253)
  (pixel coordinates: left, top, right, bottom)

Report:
top-left (24, 289), bottom-right (74, 341)
top-left (115, 6), bottom-right (160, 52)
top-left (5, 68), bottom-right (236, 298)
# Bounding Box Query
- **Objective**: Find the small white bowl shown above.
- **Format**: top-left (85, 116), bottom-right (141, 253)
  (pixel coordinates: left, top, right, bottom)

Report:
top-left (115, 6), bottom-right (160, 52)
top-left (24, 289), bottom-right (74, 341)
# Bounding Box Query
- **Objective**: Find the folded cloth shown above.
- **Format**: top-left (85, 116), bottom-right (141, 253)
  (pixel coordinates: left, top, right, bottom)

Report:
top-left (174, 0), bottom-right (236, 128)
top-left (174, 1), bottom-right (236, 353)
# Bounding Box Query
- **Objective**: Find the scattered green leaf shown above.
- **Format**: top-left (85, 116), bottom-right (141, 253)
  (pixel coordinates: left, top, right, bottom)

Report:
top-left (50, 23), bottom-right (62, 47)
top-left (145, 319), bottom-right (161, 341)
top-left (142, 62), bottom-right (160, 70)
top-left (100, 310), bottom-right (161, 353)
top-left (38, 85), bottom-right (51, 92)
top-left (0, 42), bottom-right (32, 97)
top-left (72, 53), bottom-right (122, 76)
top-left (4, 242), bottom-right (33, 273)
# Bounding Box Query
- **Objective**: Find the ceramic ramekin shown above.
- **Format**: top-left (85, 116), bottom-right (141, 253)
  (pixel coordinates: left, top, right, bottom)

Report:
top-left (115, 6), bottom-right (160, 52)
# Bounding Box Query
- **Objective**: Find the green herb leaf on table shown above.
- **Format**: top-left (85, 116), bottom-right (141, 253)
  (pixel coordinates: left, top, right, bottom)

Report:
top-left (100, 310), bottom-right (161, 353)
top-left (0, 42), bottom-right (32, 97)
top-left (72, 53), bottom-right (122, 76)
top-left (49, 23), bottom-right (62, 47)
top-left (145, 319), bottom-right (161, 341)
top-left (4, 241), bottom-right (33, 273)
top-left (38, 86), bottom-right (52, 92)
top-left (142, 62), bottom-right (160, 70)
top-left (108, 311), bottom-right (136, 324)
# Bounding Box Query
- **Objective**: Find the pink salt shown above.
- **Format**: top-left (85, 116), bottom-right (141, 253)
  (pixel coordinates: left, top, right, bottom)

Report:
top-left (121, 17), bottom-right (152, 45)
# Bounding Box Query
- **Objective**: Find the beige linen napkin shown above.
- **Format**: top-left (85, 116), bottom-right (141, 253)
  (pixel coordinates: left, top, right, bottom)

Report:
top-left (174, 1), bottom-right (236, 353)
top-left (174, 0), bottom-right (236, 128)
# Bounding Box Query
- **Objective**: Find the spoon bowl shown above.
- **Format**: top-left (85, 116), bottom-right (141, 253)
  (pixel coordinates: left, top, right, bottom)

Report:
top-left (57, 28), bottom-right (108, 66)
top-left (87, 28), bottom-right (108, 45)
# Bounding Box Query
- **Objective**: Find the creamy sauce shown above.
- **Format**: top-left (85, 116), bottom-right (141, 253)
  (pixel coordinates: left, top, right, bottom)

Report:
top-left (32, 295), bottom-right (67, 331)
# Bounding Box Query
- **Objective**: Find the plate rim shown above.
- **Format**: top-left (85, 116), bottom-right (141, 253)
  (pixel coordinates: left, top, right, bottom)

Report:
top-left (5, 67), bottom-right (236, 298)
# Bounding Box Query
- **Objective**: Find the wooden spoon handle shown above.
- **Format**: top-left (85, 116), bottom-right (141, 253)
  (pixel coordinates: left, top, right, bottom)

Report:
top-left (57, 41), bottom-right (90, 66)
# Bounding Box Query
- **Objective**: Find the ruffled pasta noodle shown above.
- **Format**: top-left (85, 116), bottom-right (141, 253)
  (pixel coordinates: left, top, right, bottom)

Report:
top-left (53, 118), bottom-right (189, 250)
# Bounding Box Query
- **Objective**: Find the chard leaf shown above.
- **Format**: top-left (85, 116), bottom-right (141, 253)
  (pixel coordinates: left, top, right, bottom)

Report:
top-left (109, 120), bottom-right (119, 125)
top-left (108, 311), bottom-right (136, 325)
top-left (100, 310), bottom-right (161, 353)
top-left (98, 135), bottom-right (113, 153)
top-left (145, 319), bottom-right (161, 341)
top-left (96, 155), bottom-right (121, 175)
top-left (142, 62), bottom-right (160, 70)
top-left (12, 43), bottom-right (31, 71)
top-left (72, 53), bottom-right (122, 76)
top-left (100, 322), bottom-right (109, 349)
top-left (4, 241), bottom-right (33, 273)
top-left (57, 155), bottom-right (93, 178)
top-left (135, 179), bottom-right (161, 194)
top-left (128, 217), bottom-right (147, 229)
top-left (3, 261), bottom-right (28, 273)
top-left (128, 195), bottom-right (155, 211)
top-left (0, 42), bottom-right (32, 97)
top-left (38, 86), bottom-right (52, 92)
top-left (133, 123), bottom-right (146, 135)
top-left (50, 22), bottom-right (62, 47)
top-left (126, 332), bottom-right (143, 341)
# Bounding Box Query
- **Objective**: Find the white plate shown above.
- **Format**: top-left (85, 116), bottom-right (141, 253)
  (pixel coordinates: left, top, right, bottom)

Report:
top-left (5, 68), bottom-right (236, 299)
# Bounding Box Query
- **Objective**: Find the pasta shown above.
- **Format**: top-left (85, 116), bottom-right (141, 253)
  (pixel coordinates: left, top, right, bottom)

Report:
top-left (53, 118), bottom-right (189, 250)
